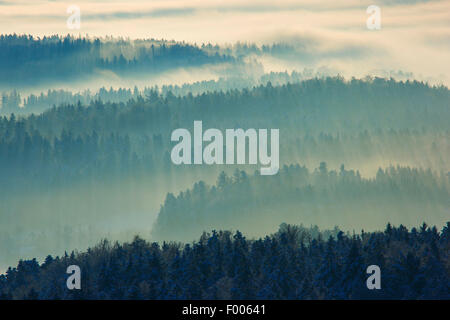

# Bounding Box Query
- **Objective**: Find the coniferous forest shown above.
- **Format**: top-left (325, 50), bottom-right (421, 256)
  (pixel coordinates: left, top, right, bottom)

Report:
top-left (0, 222), bottom-right (449, 299)
top-left (0, 9), bottom-right (449, 300)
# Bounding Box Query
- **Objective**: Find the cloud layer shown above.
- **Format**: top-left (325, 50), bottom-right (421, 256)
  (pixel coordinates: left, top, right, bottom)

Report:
top-left (1, 0), bottom-right (449, 84)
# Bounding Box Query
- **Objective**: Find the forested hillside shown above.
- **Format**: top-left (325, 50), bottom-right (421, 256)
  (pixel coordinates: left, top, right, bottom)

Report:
top-left (0, 34), bottom-right (235, 87)
top-left (1, 77), bottom-right (448, 192)
top-left (1, 222), bottom-right (449, 299)
top-left (0, 77), bottom-right (449, 272)
top-left (0, 71), bottom-right (315, 115)
top-left (14, 77), bottom-right (450, 136)
top-left (1, 34), bottom-right (329, 93)
top-left (152, 165), bottom-right (450, 241)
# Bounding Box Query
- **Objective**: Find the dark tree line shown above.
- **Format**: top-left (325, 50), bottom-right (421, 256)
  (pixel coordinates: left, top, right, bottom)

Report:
top-left (0, 222), bottom-right (448, 299)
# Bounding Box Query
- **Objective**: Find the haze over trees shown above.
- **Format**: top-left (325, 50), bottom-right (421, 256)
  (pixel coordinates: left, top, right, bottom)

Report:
top-left (0, 34), bottom-right (235, 88)
top-left (152, 165), bottom-right (450, 241)
top-left (0, 35), bottom-right (448, 290)
top-left (0, 71), bottom-right (319, 116)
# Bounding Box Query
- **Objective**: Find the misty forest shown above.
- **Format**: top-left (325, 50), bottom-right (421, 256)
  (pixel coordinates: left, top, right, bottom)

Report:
top-left (0, 35), bottom-right (449, 299)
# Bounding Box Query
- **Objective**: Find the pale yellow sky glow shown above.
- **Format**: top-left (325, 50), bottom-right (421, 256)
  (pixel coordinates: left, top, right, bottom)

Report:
top-left (1, 0), bottom-right (449, 84)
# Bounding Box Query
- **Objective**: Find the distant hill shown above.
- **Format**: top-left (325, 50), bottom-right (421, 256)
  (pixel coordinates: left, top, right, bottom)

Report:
top-left (152, 164), bottom-right (450, 241)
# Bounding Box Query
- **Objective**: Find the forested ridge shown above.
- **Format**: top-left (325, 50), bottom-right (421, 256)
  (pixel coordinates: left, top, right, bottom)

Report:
top-left (1, 222), bottom-right (449, 299)
top-left (0, 71), bottom-right (316, 115)
top-left (1, 77), bottom-right (448, 192)
top-left (0, 34), bottom-right (235, 87)
top-left (153, 165), bottom-right (450, 241)
top-left (0, 34), bottom-right (324, 90)
top-left (13, 77), bottom-right (450, 135)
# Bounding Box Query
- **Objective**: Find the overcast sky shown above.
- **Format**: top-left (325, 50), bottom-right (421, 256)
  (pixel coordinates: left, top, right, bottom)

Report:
top-left (1, 0), bottom-right (449, 84)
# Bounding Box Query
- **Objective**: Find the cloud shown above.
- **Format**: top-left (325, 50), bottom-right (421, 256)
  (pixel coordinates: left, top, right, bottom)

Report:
top-left (83, 7), bottom-right (196, 21)
top-left (0, 0), bottom-right (449, 85)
